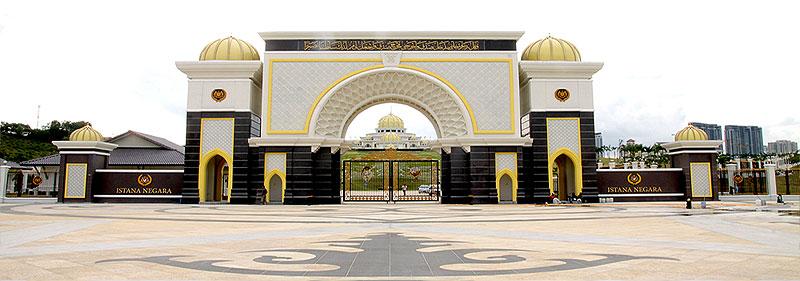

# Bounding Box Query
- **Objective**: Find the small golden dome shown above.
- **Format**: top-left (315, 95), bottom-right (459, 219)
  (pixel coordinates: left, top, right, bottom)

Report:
top-left (381, 132), bottom-right (401, 142)
top-left (675, 124), bottom-right (709, 141)
top-left (521, 35), bottom-right (581, 61)
top-left (69, 124), bottom-right (104, 141)
top-left (378, 113), bottom-right (404, 129)
top-left (199, 36), bottom-right (260, 61)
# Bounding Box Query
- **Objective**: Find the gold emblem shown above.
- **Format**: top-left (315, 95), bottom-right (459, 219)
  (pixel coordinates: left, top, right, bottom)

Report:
top-left (554, 89), bottom-right (570, 102)
top-left (627, 173), bottom-right (642, 185)
top-left (31, 175), bottom-right (43, 186)
top-left (211, 89), bottom-right (227, 102)
top-left (137, 174), bottom-right (153, 187)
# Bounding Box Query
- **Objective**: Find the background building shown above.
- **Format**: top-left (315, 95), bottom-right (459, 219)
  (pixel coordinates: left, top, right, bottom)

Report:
top-left (689, 122), bottom-right (722, 140)
top-left (767, 140), bottom-right (798, 154)
top-left (350, 113), bottom-right (430, 150)
top-left (690, 122), bottom-right (722, 152)
top-left (724, 125), bottom-right (763, 155)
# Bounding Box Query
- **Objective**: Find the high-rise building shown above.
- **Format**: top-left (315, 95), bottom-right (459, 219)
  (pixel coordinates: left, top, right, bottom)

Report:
top-left (690, 122), bottom-right (723, 152)
top-left (689, 122), bottom-right (722, 140)
top-left (724, 125), bottom-right (764, 155)
top-left (767, 140), bottom-right (798, 154)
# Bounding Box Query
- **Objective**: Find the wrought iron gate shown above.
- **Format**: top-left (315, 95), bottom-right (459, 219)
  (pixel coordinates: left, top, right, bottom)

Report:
top-left (343, 160), bottom-right (439, 202)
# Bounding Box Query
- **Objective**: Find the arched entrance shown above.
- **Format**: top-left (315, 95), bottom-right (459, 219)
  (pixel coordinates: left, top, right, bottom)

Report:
top-left (311, 68), bottom-right (473, 139)
top-left (498, 174), bottom-right (513, 203)
top-left (202, 155), bottom-right (230, 202)
top-left (550, 153), bottom-right (582, 201)
top-left (267, 174), bottom-right (283, 203)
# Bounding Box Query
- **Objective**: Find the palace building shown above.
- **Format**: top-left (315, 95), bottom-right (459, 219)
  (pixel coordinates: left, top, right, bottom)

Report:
top-left (19, 31), bottom-right (722, 205)
top-left (350, 113), bottom-right (430, 150)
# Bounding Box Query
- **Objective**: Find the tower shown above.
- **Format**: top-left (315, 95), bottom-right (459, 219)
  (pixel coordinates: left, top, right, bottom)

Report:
top-left (52, 124), bottom-right (117, 202)
top-left (176, 36), bottom-right (263, 204)
top-left (663, 124), bottom-right (723, 200)
top-left (518, 36), bottom-right (604, 203)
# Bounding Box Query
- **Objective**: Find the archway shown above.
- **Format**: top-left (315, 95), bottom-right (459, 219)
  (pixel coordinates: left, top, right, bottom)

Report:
top-left (202, 155), bottom-right (230, 202)
top-left (551, 154), bottom-right (579, 201)
top-left (311, 68), bottom-right (473, 139)
top-left (267, 174), bottom-right (283, 203)
top-left (498, 174), bottom-right (513, 203)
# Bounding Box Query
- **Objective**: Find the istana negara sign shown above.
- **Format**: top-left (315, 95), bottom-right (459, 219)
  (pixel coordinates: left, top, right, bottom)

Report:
top-left (597, 169), bottom-right (684, 201)
top-left (93, 170), bottom-right (183, 203)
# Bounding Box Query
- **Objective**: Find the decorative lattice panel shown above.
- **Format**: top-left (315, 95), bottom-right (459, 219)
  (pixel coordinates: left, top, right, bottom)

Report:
top-left (314, 71), bottom-right (469, 138)
top-left (269, 61), bottom-right (379, 131)
top-left (547, 118), bottom-right (581, 156)
top-left (201, 118), bottom-right (234, 157)
top-left (495, 153), bottom-right (516, 174)
top-left (266, 153), bottom-right (286, 174)
top-left (690, 162), bottom-right (712, 197)
top-left (406, 61), bottom-right (512, 132)
top-left (65, 163), bottom-right (87, 198)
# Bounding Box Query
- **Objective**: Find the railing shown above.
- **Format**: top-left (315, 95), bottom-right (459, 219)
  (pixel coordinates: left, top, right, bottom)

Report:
top-left (719, 167), bottom-right (799, 195)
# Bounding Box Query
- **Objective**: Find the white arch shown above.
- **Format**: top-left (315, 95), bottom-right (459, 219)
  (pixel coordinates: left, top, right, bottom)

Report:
top-left (309, 67), bottom-right (473, 138)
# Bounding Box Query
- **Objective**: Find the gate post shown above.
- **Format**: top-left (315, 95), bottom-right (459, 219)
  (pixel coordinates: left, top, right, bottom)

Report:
top-left (726, 164), bottom-right (736, 194)
top-left (765, 164), bottom-right (777, 198)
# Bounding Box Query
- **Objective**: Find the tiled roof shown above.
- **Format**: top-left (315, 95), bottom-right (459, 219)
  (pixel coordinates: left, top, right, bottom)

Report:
top-left (108, 148), bottom-right (184, 166)
top-left (107, 130), bottom-right (185, 154)
top-left (21, 149), bottom-right (184, 166)
top-left (0, 158), bottom-right (33, 169)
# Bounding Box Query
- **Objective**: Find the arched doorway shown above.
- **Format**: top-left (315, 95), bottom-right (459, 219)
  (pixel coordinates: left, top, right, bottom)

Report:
top-left (267, 174), bottom-right (283, 204)
top-left (552, 154), bottom-right (579, 201)
top-left (498, 174), bottom-right (513, 203)
top-left (202, 155), bottom-right (230, 202)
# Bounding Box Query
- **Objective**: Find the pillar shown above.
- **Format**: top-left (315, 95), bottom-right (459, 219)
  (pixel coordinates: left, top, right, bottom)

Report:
top-left (726, 163), bottom-right (737, 194)
top-left (0, 162), bottom-right (9, 202)
top-left (21, 173), bottom-right (28, 194)
top-left (765, 164), bottom-right (777, 197)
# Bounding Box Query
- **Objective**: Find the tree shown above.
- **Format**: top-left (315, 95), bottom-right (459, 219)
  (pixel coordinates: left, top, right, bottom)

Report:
top-left (0, 120), bottom-right (90, 162)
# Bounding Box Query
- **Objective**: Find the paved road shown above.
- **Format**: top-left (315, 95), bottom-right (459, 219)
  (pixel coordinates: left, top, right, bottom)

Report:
top-left (0, 202), bottom-right (798, 280)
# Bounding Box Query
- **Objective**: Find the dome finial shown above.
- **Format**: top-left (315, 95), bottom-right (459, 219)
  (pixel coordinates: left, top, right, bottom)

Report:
top-left (199, 36), bottom-right (260, 61)
top-left (521, 35), bottom-right (581, 62)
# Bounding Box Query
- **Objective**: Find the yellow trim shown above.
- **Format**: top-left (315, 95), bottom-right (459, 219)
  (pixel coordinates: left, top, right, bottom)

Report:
top-left (545, 117), bottom-right (584, 196)
top-left (64, 163), bottom-right (88, 199)
top-left (264, 152), bottom-right (287, 203)
top-left (265, 58), bottom-right (515, 135)
top-left (198, 118), bottom-right (235, 203)
top-left (690, 162), bottom-right (713, 197)
top-left (495, 152), bottom-right (518, 203)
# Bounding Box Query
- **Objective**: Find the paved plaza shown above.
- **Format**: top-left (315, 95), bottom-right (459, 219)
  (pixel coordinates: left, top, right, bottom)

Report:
top-left (0, 202), bottom-right (798, 280)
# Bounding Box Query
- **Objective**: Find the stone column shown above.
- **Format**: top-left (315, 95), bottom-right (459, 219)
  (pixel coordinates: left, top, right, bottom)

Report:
top-left (765, 164), bottom-right (777, 198)
top-left (726, 164), bottom-right (737, 194)
top-left (21, 173), bottom-right (28, 195)
top-left (0, 162), bottom-right (9, 202)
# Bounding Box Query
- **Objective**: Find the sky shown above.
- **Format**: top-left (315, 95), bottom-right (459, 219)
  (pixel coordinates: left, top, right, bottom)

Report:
top-left (0, 0), bottom-right (798, 147)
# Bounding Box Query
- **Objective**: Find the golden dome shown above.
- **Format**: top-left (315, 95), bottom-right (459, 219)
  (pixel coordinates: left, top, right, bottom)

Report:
top-left (69, 124), bottom-right (104, 141)
top-left (199, 36), bottom-right (260, 61)
top-left (381, 132), bottom-right (401, 142)
top-left (378, 113), bottom-right (404, 129)
top-left (675, 124), bottom-right (709, 141)
top-left (521, 35), bottom-right (581, 61)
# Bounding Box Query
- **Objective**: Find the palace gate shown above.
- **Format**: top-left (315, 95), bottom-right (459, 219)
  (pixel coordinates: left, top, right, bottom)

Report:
top-left (343, 160), bottom-right (439, 202)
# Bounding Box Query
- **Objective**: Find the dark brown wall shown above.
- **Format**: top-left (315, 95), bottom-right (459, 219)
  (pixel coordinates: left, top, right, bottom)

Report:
top-left (670, 152), bottom-right (720, 200)
top-left (94, 172), bottom-right (183, 203)
top-left (597, 170), bottom-right (684, 202)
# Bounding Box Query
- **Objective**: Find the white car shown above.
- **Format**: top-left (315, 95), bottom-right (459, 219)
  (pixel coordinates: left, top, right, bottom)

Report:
top-left (418, 185), bottom-right (431, 194)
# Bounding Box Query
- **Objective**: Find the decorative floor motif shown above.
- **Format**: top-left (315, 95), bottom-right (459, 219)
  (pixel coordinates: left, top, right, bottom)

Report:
top-left (98, 232), bottom-right (673, 277)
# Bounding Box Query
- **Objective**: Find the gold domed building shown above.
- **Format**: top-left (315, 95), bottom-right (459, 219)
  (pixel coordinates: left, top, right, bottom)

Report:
top-left (351, 113), bottom-right (430, 150)
top-left (674, 124), bottom-right (709, 141)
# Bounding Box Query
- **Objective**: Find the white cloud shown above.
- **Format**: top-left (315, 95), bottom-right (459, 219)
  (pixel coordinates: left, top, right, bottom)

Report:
top-left (0, 0), bottom-right (798, 147)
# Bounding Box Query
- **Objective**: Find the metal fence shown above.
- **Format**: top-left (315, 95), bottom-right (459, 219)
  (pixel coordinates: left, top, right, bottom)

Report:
top-left (719, 167), bottom-right (800, 195)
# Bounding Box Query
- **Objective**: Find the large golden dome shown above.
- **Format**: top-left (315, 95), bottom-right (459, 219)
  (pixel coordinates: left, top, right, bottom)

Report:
top-left (675, 124), bottom-right (709, 141)
top-left (69, 124), bottom-right (104, 141)
top-left (521, 35), bottom-right (581, 61)
top-left (381, 132), bottom-right (401, 142)
top-left (378, 113), bottom-right (404, 129)
top-left (199, 36), bottom-right (260, 61)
